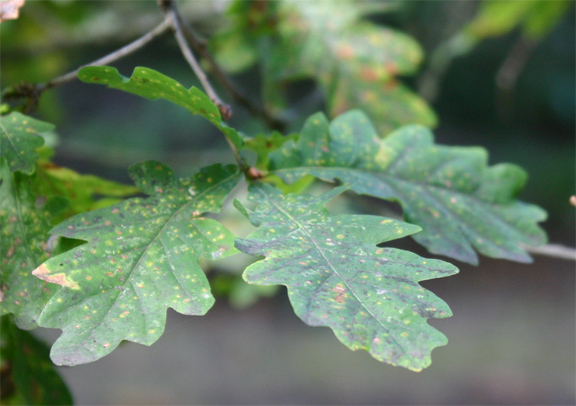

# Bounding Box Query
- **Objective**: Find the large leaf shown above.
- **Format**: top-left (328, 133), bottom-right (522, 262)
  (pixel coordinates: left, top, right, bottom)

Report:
top-left (270, 111), bottom-right (547, 264)
top-left (77, 66), bottom-right (244, 149)
top-left (32, 162), bottom-right (240, 365)
top-left (0, 112), bottom-right (52, 175)
top-left (0, 315), bottom-right (73, 405)
top-left (219, 0), bottom-right (436, 135)
top-left (235, 183), bottom-right (458, 371)
top-left (0, 163), bottom-right (66, 329)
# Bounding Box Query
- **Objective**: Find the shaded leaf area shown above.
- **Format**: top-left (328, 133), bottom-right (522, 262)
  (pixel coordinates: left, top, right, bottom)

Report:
top-left (0, 163), bottom-right (67, 329)
top-left (270, 111), bottom-right (547, 264)
top-left (33, 162), bottom-right (240, 366)
top-left (235, 183), bottom-right (458, 371)
top-left (0, 112), bottom-right (52, 175)
top-left (77, 66), bottom-right (244, 149)
top-left (0, 315), bottom-right (73, 405)
top-left (214, 0), bottom-right (436, 135)
top-left (33, 158), bottom-right (140, 223)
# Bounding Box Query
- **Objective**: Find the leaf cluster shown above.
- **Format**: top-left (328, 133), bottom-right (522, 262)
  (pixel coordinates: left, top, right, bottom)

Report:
top-left (1, 66), bottom-right (546, 375)
top-left (0, 3), bottom-right (553, 402)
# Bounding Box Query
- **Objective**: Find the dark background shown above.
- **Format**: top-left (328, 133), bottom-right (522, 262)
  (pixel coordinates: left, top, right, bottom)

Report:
top-left (2, 1), bottom-right (574, 404)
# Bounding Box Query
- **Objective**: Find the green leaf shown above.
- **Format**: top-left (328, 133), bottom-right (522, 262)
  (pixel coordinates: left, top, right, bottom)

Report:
top-left (243, 131), bottom-right (297, 170)
top-left (227, 0), bottom-right (436, 134)
top-left (77, 66), bottom-right (244, 149)
top-left (235, 183), bottom-right (458, 371)
top-left (0, 315), bottom-right (73, 405)
top-left (32, 162), bottom-right (241, 365)
top-left (270, 111), bottom-right (547, 264)
top-left (0, 112), bottom-right (53, 175)
top-left (33, 160), bottom-right (140, 221)
top-left (0, 163), bottom-right (67, 329)
top-left (466, 0), bottom-right (571, 40)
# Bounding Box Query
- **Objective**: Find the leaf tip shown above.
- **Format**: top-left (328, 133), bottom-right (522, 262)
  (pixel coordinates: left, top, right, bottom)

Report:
top-left (32, 264), bottom-right (79, 290)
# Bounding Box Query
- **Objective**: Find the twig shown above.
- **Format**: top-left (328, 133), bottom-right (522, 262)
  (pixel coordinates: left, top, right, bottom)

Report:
top-left (524, 244), bottom-right (576, 261)
top-left (164, 4), bottom-right (232, 120)
top-left (40, 19), bottom-right (172, 92)
top-left (496, 35), bottom-right (538, 92)
top-left (161, 0), bottom-right (251, 172)
top-left (3, 18), bottom-right (171, 113)
top-left (174, 4), bottom-right (285, 132)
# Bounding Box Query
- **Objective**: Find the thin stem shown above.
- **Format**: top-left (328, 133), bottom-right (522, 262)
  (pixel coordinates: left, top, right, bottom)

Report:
top-left (524, 244), bottom-right (576, 262)
top-left (496, 35), bottom-right (538, 92)
top-left (224, 136), bottom-right (248, 173)
top-left (165, 5), bottom-right (232, 120)
top-left (39, 19), bottom-right (172, 92)
top-left (162, 0), bottom-right (250, 172)
top-left (175, 7), bottom-right (285, 131)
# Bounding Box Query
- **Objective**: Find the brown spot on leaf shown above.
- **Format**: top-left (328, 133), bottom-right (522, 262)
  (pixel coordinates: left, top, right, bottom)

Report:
top-left (333, 284), bottom-right (346, 303)
top-left (32, 264), bottom-right (80, 290)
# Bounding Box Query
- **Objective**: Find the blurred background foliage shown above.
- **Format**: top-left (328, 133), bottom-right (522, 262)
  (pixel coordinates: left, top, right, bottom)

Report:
top-left (1, 0), bottom-right (574, 404)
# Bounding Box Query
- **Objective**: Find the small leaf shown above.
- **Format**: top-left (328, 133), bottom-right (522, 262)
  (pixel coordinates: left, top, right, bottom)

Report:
top-left (0, 315), bottom-right (73, 405)
top-left (271, 111), bottom-right (547, 264)
top-left (33, 161), bottom-right (140, 221)
top-left (0, 163), bottom-right (66, 329)
top-left (235, 183), bottom-right (457, 371)
top-left (243, 131), bottom-right (297, 170)
top-left (77, 66), bottom-right (244, 149)
top-left (0, 112), bottom-right (52, 175)
top-left (33, 162), bottom-right (241, 365)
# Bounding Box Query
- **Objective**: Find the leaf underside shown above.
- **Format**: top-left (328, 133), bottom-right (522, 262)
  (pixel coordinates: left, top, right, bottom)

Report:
top-left (0, 112), bottom-right (52, 175)
top-left (77, 66), bottom-right (244, 149)
top-left (33, 162), bottom-right (240, 365)
top-left (235, 183), bottom-right (458, 371)
top-left (270, 111), bottom-right (547, 265)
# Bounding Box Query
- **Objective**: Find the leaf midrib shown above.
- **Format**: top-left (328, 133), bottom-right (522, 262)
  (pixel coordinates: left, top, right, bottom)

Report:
top-left (256, 186), bottom-right (406, 353)
top-left (82, 171), bottom-right (239, 338)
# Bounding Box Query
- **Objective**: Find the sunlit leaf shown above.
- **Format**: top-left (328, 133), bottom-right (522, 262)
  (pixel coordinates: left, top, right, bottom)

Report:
top-left (270, 111), bottom-right (547, 264)
top-left (466, 0), bottom-right (571, 40)
top-left (32, 162), bottom-right (240, 365)
top-left (235, 183), bottom-right (458, 371)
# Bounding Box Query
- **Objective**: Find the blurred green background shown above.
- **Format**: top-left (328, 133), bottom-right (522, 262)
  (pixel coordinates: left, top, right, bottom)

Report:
top-left (1, 1), bottom-right (574, 404)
